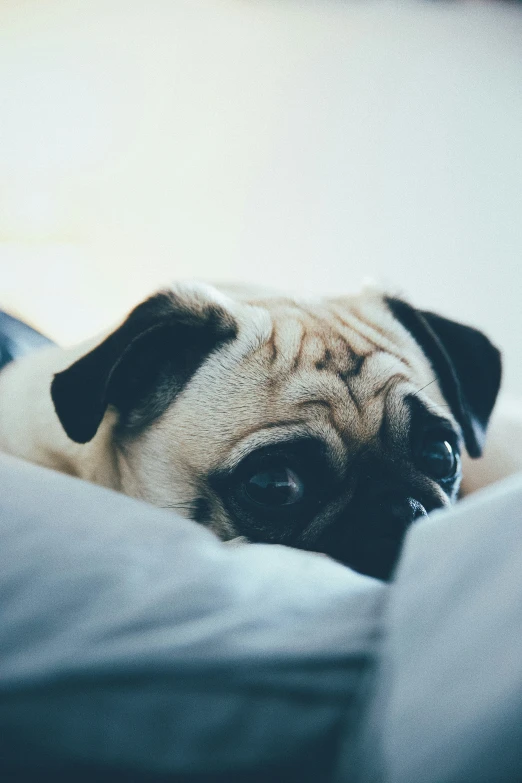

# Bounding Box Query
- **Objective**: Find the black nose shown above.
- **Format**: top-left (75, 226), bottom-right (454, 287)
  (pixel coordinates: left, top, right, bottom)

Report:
top-left (363, 491), bottom-right (428, 539)
top-left (319, 491), bottom-right (429, 581)
top-left (389, 496), bottom-right (428, 525)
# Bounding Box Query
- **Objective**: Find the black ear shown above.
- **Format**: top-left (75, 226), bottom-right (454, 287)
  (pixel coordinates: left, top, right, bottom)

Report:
top-left (51, 289), bottom-right (237, 444)
top-left (386, 297), bottom-right (502, 458)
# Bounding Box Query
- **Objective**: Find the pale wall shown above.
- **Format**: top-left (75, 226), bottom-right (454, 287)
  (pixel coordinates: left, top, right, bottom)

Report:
top-left (1, 0), bottom-right (521, 391)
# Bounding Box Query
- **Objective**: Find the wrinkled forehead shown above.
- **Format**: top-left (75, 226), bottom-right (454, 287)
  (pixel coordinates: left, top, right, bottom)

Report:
top-left (167, 293), bottom-right (447, 470)
top-left (242, 292), bottom-right (437, 397)
top-left (260, 294), bottom-right (409, 363)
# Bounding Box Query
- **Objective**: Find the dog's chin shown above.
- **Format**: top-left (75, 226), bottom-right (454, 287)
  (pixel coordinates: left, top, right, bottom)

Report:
top-left (222, 527), bottom-right (413, 580)
top-left (308, 525), bottom-right (405, 581)
top-left (336, 536), bottom-right (407, 581)
top-left (218, 494), bottom-right (436, 580)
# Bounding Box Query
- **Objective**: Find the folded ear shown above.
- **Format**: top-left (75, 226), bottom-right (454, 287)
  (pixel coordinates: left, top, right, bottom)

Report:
top-left (51, 286), bottom-right (238, 444)
top-left (386, 297), bottom-right (502, 458)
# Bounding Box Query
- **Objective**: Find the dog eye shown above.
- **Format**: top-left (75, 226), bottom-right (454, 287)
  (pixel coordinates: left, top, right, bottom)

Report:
top-left (418, 435), bottom-right (459, 481)
top-left (243, 466), bottom-right (304, 507)
top-left (217, 439), bottom-right (332, 535)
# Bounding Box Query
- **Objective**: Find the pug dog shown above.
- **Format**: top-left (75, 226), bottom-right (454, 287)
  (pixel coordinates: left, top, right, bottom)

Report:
top-left (0, 282), bottom-right (501, 579)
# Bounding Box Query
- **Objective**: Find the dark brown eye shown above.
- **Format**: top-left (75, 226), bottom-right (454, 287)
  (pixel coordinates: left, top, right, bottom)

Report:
top-left (418, 436), bottom-right (459, 481)
top-left (244, 467), bottom-right (304, 507)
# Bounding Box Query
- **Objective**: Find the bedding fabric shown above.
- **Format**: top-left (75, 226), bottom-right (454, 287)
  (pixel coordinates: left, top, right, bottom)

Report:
top-left (0, 311), bottom-right (54, 373)
top-left (0, 454), bottom-right (521, 782)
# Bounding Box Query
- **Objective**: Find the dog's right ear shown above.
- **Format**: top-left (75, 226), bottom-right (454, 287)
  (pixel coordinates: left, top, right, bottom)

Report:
top-left (386, 296), bottom-right (501, 458)
top-left (51, 286), bottom-right (238, 444)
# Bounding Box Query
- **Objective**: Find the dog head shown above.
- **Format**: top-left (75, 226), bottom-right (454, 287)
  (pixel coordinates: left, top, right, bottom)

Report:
top-left (51, 282), bottom-right (501, 579)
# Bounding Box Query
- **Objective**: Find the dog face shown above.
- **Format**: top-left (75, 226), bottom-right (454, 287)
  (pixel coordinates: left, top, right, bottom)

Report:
top-left (51, 282), bottom-right (501, 579)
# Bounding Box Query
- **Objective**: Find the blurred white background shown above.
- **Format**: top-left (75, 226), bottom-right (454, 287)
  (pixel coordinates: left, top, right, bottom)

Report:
top-left (1, 0), bottom-right (521, 391)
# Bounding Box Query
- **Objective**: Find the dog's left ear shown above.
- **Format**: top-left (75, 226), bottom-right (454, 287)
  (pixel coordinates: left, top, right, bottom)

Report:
top-left (51, 285), bottom-right (238, 444)
top-left (386, 297), bottom-right (501, 458)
